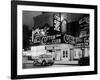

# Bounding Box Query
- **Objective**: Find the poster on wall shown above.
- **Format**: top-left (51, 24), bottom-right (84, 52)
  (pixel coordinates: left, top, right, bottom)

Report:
top-left (11, 0), bottom-right (97, 79)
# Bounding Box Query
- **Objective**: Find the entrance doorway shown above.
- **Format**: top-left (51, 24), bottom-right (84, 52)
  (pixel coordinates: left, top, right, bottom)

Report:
top-left (70, 49), bottom-right (74, 61)
top-left (55, 49), bottom-right (61, 61)
top-left (62, 50), bottom-right (69, 61)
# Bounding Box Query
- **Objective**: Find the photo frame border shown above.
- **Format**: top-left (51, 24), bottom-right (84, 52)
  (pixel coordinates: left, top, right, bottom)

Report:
top-left (11, 1), bottom-right (97, 79)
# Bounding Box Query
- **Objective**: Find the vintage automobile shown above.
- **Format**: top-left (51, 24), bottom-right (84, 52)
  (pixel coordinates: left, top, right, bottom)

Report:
top-left (32, 54), bottom-right (54, 66)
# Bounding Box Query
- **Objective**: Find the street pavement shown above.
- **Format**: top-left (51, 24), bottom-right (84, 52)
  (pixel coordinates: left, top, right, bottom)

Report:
top-left (23, 63), bottom-right (79, 69)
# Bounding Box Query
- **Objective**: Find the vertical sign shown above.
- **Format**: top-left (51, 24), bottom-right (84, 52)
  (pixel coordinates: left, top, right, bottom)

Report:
top-left (53, 13), bottom-right (61, 32)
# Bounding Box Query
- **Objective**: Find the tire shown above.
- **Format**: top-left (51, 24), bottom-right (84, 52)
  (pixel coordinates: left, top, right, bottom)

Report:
top-left (50, 63), bottom-right (54, 66)
top-left (42, 60), bottom-right (46, 66)
top-left (33, 62), bottom-right (36, 66)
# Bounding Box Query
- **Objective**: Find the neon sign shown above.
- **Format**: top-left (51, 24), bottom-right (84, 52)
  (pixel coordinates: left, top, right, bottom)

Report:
top-left (63, 34), bottom-right (75, 44)
top-left (33, 33), bottom-right (76, 45)
top-left (79, 16), bottom-right (89, 25)
top-left (53, 13), bottom-right (61, 31)
top-left (33, 34), bottom-right (61, 45)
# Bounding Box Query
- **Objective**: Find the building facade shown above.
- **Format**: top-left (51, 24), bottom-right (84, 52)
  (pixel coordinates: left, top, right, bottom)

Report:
top-left (30, 12), bottom-right (89, 64)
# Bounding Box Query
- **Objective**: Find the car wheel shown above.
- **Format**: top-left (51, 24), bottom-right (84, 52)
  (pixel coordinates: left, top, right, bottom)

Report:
top-left (33, 62), bottom-right (36, 66)
top-left (50, 63), bottom-right (54, 65)
top-left (42, 60), bottom-right (46, 66)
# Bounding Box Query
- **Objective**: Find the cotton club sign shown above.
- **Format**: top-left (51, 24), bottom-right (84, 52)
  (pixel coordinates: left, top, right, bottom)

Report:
top-left (63, 34), bottom-right (75, 44)
top-left (33, 33), bottom-right (75, 45)
top-left (41, 34), bottom-right (61, 44)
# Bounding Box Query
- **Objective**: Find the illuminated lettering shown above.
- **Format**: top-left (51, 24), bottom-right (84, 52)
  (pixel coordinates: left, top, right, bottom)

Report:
top-left (63, 34), bottom-right (75, 44)
top-left (79, 17), bottom-right (89, 24)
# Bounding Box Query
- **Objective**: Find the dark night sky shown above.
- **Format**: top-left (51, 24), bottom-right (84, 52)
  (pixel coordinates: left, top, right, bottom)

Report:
top-left (23, 11), bottom-right (88, 30)
top-left (23, 11), bottom-right (42, 29)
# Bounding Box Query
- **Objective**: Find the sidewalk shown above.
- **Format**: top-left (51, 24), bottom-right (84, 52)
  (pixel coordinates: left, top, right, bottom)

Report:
top-left (54, 60), bottom-right (79, 65)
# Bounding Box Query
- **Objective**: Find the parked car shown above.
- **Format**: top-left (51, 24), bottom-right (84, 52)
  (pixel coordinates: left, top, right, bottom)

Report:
top-left (78, 57), bottom-right (89, 66)
top-left (33, 54), bottom-right (54, 66)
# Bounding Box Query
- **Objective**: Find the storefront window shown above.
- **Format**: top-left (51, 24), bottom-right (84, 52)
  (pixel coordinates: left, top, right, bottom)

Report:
top-left (63, 51), bottom-right (65, 58)
top-left (74, 51), bottom-right (76, 57)
top-left (66, 51), bottom-right (68, 57)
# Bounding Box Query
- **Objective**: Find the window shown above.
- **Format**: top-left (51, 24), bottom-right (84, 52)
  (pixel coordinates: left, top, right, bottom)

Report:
top-left (74, 51), bottom-right (76, 57)
top-left (63, 51), bottom-right (65, 58)
top-left (66, 51), bottom-right (68, 57)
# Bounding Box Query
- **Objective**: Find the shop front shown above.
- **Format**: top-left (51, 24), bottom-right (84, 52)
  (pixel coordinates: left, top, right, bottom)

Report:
top-left (45, 44), bottom-right (75, 62)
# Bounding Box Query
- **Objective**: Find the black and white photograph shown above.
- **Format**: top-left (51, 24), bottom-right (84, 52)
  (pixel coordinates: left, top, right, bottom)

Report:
top-left (11, 1), bottom-right (97, 79)
top-left (22, 11), bottom-right (90, 69)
